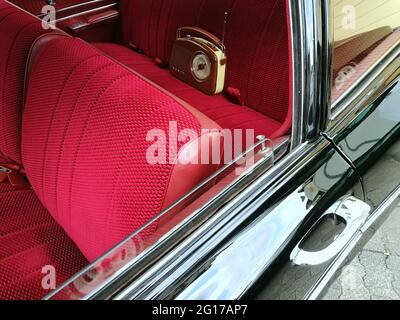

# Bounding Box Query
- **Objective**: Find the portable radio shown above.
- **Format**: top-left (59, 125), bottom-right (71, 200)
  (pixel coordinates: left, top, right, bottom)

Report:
top-left (170, 26), bottom-right (227, 96)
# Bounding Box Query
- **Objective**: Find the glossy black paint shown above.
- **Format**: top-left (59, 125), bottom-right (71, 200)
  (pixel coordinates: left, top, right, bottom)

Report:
top-left (336, 80), bottom-right (400, 207)
top-left (173, 145), bottom-right (360, 300)
top-left (254, 76), bottom-right (400, 300)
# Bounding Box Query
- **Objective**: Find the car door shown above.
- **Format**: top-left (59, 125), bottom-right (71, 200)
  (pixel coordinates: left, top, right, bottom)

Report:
top-left (79, 0), bottom-right (368, 300)
top-left (44, 0), bottom-right (399, 300)
top-left (256, 0), bottom-right (400, 300)
top-left (112, 0), bottom-right (399, 300)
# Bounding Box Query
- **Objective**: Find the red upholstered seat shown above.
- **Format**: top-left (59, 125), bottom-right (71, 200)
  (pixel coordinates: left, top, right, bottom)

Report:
top-left (94, 43), bottom-right (283, 140)
top-left (0, 189), bottom-right (88, 300)
top-left (0, 0), bottom-right (291, 300)
top-left (0, 3), bottom-right (85, 299)
top-left (0, 0), bottom-right (50, 165)
top-left (22, 36), bottom-right (222, 262)
top-left (95, 0), bottom-right (292, 141)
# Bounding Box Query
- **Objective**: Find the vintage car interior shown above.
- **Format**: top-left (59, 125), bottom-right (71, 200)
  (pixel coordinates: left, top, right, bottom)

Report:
top-left (0, 0), bottom-right (291, 300)
top-left (0, 0), bottom-right (399, 300)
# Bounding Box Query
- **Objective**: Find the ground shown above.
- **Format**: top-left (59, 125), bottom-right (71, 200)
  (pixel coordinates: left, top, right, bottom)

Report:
top-left (323, 198), bottom-right (400, 300)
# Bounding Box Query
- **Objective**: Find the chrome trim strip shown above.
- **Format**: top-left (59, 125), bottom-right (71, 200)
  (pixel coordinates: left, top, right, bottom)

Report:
top-left (45, 137), bottom-right (287, 299)
top-left (306, 184), bottom-right (400, 300)
top-left (319, 0), bottom-right (333, 129)
top-left (56, 0), bottom-right (116, 14)
top-left (35, 1), bottom-right (118, 18)
top-left (113, 139), bottom-right (332, 300)
top-left (327, 51), bottom-right (400, 138)
top-left (290, 0), bottom-right (332, 147)
top-left (288, 0), bottom-right (305, 149)
top-left (331, 41), bottom-right (400, 116)
top-left (55, 3), bottom-right (117, 23)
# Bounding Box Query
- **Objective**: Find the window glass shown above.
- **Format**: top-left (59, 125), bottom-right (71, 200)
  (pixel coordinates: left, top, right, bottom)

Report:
top-left (332, 0), bottom-right (400, 103)
top-left (45, 140), bottom-right (275, 300)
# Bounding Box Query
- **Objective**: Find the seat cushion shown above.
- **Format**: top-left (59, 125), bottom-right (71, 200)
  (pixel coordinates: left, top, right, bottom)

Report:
top-left (23, 37), bottom-right (222, 262)
top-left (0, 0), bottom-right (50, 164)
top-left (0, 189), bottom-right (88, 300)
top-left (116, 0), bottom-right (291, 129)
top-left (94, 43), bottom-right (284, 140)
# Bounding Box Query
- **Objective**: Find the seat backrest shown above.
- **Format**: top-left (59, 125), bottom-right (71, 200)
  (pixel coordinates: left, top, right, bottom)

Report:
top-left (23, 36), bottom-right (221, 261)
top-left (0, 0), bottom-right (49, 164)
top-left (223, 0), bottom-right (290, 124)
top-left (119, 0), bottom-right (205, 63)
top-left (119, 0), bottom-right (290, 125)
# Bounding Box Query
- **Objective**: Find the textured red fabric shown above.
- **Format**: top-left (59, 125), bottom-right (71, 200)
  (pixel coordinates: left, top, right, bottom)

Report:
top-left (119, 0), bottom-right (195, 62)
top-left (0, 0), bottom-right (49, 164)
top-left (99, 0), bottom-right (291, 138)
top-left (224, 0), bottom-right (289, 124)
top-left (94, 43), bottom-right (282, 140)
top-left (22, 38), bottom-right (210, 262)
top-left (0, 189), bottom-right (88, 300)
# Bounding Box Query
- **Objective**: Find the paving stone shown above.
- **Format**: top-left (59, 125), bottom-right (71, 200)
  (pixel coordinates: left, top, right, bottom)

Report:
top-left (370, 296), bottom-right (391, 300)
top-left (363, 269), bottom-right (399, 299)
top-left (358, 251), bottom-right (387, 272)
top-left (322, 288), bottom-right (341, 300)
top-left (322, 198), bottom-right (400, 300)
top-left (363, 232), bottom-right (386, 252)
top-left (387, 255), bottom-right (400, 272)
top-left (392, 280), bottom-right (400, 296)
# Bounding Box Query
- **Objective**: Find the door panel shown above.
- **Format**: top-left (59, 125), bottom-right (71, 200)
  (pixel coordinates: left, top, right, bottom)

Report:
top-left (253, 72), bottom-right (400, 301)
top-left (145, 136), bottom-right (361, 300)
top-left (334, 78), bottom-right (400, 209)
top-left (252, 143), bottom-right (363, 300)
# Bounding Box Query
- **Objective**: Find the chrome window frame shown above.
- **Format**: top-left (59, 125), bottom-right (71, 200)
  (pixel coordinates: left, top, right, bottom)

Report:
top-left (290, 0), bottom-right (332, 147)
top-left (46, 0), bottom-right (328, 300)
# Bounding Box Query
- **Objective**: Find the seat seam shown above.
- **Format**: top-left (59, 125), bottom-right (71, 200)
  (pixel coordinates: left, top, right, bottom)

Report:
top-left (38, 53), bottom-right (100, 207)
top-left (244, 0), bottom-right (279, 104)
top-left (1, 20), bottom-right (37, 162)
top-left (67, 73), bottom-right (132, 234)
top-left (53, 60), bottom-right (115, 219)
top-left (0, 221), bottom-right (56, 256)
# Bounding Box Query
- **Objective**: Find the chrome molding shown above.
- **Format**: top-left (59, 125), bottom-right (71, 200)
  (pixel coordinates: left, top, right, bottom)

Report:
top-left (55, 3), bottom-right (117, 22)
top-left (331, 40), bottom-right (400, 119)
top-left (56, 0), bottom-right (115, 14)
top-left (291, 196), bottom-right (370, 266)
top-left (112, 138), bottom-right (333, 300)
top-left (328, 52), bottom-right (400, 139)
top-left (319, 0), bottom-right (333, 129)
top-left (288, 0), bottom-right (304, 149)
top-left (290, 0), bottom-right (332, 148)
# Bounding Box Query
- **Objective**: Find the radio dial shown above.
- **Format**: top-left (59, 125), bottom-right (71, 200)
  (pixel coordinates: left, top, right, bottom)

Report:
top-left (191, 53), bottom-right (212, 82)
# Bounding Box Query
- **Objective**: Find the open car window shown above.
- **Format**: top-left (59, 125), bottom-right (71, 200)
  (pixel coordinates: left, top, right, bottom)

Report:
top-left (45, 138), bottom-right (281, 299)
top-left (0, 0), bottom-right (293, 300)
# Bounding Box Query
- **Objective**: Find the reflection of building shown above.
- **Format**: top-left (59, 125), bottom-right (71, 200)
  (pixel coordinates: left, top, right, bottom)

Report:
top-left (333, 0), bottom-right (400, 42)
top-left (331, 1), bottom-right (400, 102)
